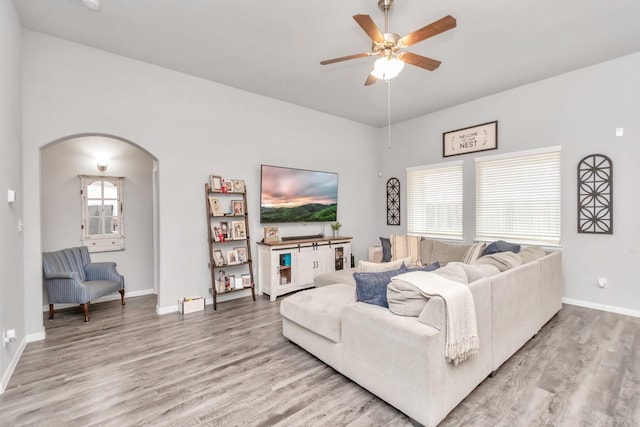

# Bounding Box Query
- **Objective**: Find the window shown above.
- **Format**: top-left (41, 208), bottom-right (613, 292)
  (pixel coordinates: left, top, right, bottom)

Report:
top-left (475, 146), bottom-right (561, 246)
top-left (80, 175), bottom-right (125, 252)
top-left (407, 161), bottom-right (463, 239)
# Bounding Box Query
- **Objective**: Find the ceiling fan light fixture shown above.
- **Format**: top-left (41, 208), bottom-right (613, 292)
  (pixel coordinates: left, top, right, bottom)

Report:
top-left (371, 57), bottom-right (404, 80)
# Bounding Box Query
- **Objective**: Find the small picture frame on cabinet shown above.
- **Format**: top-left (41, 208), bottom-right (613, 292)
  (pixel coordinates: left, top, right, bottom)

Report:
top-left (232, 220), bottom-right (246, 240)
top-left (232, 200), bottom-right (244, 215)
top-left (213, 250), bottom-right (226, 266)
top-left (264, 226), bottom-right (279, 243)
top-left (231, 180), bottom-right (245, 193)
top-left (208, 196), bottom-right (223, 216)
top-left (209, 175), bottom-right (223, 192)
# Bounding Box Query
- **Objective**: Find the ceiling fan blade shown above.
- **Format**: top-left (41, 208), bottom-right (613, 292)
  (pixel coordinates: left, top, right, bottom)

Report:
top-left (353, 14), bottom-right (384, 43)
top-left (364, 71), bottom-right (377, 86)
top-left (397, 52), bottom-right (442, 71)
top-left (320, 52), bottom-right (372, 65)
top-left (399, 15), bottom-right (457, 47)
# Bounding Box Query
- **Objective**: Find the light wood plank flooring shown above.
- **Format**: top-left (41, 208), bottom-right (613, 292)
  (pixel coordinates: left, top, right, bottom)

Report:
top-left (1, 294), bottom-right (639, 426)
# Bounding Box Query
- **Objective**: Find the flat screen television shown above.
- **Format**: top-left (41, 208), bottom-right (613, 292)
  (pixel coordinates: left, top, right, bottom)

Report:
top-left (260, 165), bottom-right (338, 223)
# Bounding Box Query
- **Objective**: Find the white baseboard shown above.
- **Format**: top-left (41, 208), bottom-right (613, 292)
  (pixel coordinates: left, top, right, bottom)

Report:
top-left (0, 336), bottom-right (27, 395)
top-left (156, 289), bottom-right (253, 315)
top-left (562, 297), bottom-right (640, 318)
top-left (42, 288), bottom-right (156, 312)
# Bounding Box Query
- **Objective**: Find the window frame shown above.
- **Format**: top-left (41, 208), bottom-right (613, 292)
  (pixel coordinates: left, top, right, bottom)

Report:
top-left (80, 175), bottom-right (125, 253)
top-left (406, 160), bottom-right (464, 240)
top-left (474, 146), bottom-right (561, 246)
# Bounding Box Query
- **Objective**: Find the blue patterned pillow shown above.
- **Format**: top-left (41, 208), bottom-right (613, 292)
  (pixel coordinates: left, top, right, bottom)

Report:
top-left (380, 237), bottom-right (392, 262)
top-left (354, 265), bottom-right (407, 307)
top-left (482, 240), bottom-right (521, 256)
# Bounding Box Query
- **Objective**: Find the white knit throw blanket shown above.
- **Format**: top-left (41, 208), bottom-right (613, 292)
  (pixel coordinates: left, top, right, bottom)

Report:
top-left (391, 271), bottom-right (479, 365)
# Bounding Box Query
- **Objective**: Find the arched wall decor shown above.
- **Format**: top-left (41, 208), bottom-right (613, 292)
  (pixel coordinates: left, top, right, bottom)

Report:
top-left (578, 154), bottom-right (613, 234)
top-left (386, 177), bottom-right (400, 225)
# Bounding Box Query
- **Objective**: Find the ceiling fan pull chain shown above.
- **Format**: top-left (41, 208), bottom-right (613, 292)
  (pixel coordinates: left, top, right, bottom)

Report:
top-left (387, 79), bottom-right (392, 149)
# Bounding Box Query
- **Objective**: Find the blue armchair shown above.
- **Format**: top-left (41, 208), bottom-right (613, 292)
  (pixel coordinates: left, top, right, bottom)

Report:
top-left (42, 246), bottom-right (125, 322)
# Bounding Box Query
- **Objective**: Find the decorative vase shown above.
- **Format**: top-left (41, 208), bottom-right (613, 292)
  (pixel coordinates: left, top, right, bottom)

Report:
top-left (332, 229), bottom-right (339, 238)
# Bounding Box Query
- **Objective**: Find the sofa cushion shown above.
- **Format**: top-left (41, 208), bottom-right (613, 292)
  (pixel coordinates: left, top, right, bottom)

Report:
top-left (390, 235), bottom-right (421, 266)
top-left (460, 242), bottom-right (486, 264)
top-left (380, 237), bottom-right (392, 262)
top-left (354, 266), bottom-right (407, 308)
top-left (482, 240), bottom-right (521, 256)
top-left (518, 245), bottom-right (547, 264)
top-left (448, 262), bottom-right (500, 282)
top-left (430, 240), bottom-right (472, 266)
top-left (357, 256), bottom-right (412, 273)
top-left (280, 284), bottom-right (355, 343)
top-left (432, 263), bottom-right (469, 284)
top-left (475, 251), bottom-right (523, 271)
top-left (313, 268), bottom-right (356, 287)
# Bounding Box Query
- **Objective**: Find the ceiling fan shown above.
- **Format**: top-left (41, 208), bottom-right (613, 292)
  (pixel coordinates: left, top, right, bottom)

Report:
top-left (320, 0), bottom-right (456, 85)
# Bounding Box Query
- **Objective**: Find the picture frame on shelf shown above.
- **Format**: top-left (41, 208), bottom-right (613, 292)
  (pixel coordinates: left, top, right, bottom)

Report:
top-left (220, 221), bottom-right (229, 239)
top-left (232, 220), bottom-right (246, 240)
top-left (209, 175), bottom-right (223, 192)
top-left (234, 276), bottom-right (244, 290)
top-left (217, 269), bottom-right (227, 293)
top-left (227, 249), bottom-right (239, 265)
top-left (234, 247), bottom-right (246, 263)
top-left (232, 200), bottom-right (244, 215)
top-left (211, 224), bottom-right (222, 242)
top-left (208, 196), bottom-right (223, 216)
top-left (264, 226), bottom-right (279, 243)
top-left (226, 274), bottom-right (235, 292)
top-left (241, 273), bottom-right (251, 288)
top-left (213, 250), bottom-right (226, 266)
top-left (232, 180), bottom-right (245, 193)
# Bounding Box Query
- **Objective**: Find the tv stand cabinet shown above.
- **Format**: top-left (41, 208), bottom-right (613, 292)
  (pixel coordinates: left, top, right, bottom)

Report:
top-left (257, 237), bottom-right (352, 301)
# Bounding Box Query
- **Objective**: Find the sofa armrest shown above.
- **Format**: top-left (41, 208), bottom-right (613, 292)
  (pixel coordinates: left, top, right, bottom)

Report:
top-left (85, 262), bottom-right (125, 287)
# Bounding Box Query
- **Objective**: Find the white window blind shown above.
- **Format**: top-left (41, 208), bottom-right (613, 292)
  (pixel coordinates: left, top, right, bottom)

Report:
top-left (407, 161), bottom-right (463, 239)
top-left (475, 147), bottom-right (561, 246)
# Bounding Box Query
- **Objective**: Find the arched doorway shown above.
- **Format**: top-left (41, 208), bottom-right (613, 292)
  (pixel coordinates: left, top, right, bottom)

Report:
top-left (39, 134), bottom-right (159, 315)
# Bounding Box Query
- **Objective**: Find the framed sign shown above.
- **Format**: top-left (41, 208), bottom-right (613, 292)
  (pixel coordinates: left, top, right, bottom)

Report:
top-left (443, 121), bottom-right (498, 157)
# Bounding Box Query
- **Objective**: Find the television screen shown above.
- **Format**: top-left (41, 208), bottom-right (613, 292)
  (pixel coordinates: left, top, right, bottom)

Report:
top-left (260, 165), bottom-right (338, 223)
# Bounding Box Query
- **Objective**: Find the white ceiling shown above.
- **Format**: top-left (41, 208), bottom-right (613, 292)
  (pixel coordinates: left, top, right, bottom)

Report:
top-left (14, 0), bottom-right (640, 127)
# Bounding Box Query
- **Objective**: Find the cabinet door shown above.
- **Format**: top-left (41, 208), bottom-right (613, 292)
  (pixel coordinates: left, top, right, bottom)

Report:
top-left (297, 245), bottom-right (332, 285)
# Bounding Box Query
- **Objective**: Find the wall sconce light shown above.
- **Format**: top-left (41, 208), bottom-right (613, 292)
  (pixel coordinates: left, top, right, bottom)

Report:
top-left (96, 157), bottom-right (109, 172)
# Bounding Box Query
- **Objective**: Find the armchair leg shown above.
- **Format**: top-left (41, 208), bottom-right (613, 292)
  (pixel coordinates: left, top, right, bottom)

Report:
top-left (49, 304), bottom-right (54, 320)
top-left (82, 303), bottom-right (90, 322)
top-left (119, 289), bottom-right (125, 305)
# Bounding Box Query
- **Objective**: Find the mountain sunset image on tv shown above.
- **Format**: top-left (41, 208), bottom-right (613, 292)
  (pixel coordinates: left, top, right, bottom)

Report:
top-left (260, 165), bottom-right (338, 223)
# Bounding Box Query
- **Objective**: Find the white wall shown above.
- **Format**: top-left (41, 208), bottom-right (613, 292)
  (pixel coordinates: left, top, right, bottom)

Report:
top-left (0, 1), bottom-right (25, 393)
top-left (377, 52), bottom-right (640, 314)
top-left (40, 135), bottom-right (155, 300)
top-left (21, 31), bottom-right (380, 326)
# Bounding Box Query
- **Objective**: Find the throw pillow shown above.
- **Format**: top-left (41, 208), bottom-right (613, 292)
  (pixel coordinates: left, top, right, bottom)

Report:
top-left (357, 256), bottom-right (412, 273)
top-left (460, 242), bottom-right (486, 264)
top-left (482, 240), bottom-right (521, 256)
top-left (518, 245), bottom-right (547, 264)
top-left (475, 251), bottom-right (523, 272)
top-left (390, 235), bottom-right (421, 266)
top-left (448, 262), bottom-right (499, 282)
top-left (354, 266), bottom-right (407, 308)
top-left (430, 240), bottom-right (472, 266)
top-left (380, 237), bottom-right (392, 262)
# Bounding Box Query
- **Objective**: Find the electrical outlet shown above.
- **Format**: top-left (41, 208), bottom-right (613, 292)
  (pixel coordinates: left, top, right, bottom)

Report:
top-left (598, 278), bottom-right (607, 288)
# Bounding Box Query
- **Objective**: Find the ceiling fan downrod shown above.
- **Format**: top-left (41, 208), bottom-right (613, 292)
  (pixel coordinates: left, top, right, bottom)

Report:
top-left (378, 0), bottom-right (394, 33)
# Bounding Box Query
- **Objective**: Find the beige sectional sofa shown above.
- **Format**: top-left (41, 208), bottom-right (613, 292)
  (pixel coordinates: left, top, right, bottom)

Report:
top-left (280, 237), bottom-right (562, 427)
